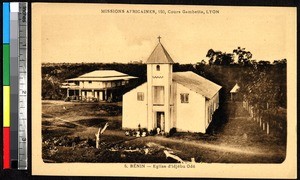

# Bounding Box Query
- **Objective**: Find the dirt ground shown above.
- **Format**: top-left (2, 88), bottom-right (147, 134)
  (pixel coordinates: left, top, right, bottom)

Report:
top-left (42, 100), bottom-right (286, 163)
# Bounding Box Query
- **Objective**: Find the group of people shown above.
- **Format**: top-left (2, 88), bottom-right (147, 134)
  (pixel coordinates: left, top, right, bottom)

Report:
top-left (125, 127), bottom-right (165, 137)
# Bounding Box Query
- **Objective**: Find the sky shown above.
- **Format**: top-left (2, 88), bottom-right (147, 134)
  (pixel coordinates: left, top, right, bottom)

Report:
top-left (33, 3), bottom-right (295, 64)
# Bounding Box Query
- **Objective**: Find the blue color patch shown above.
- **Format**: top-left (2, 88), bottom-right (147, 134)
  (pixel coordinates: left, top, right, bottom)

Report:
top-left (3, 2), bottom-right (10, 43)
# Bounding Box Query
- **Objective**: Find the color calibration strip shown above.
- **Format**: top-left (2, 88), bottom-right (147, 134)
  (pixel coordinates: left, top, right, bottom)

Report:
top-left (3, 2), bottom-right (11, 169)
top-left (2, 2), bottom-right (28, 170)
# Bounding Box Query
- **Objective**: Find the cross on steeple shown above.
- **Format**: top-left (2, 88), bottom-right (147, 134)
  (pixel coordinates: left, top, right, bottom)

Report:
top-left (158, 36), bottom-right (161, 43)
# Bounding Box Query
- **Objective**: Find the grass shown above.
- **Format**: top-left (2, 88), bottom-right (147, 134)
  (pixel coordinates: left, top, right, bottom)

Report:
top-left (42, 100), bottom-right (286, 163)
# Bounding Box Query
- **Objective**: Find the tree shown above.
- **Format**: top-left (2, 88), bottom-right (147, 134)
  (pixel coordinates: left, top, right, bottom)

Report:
top-left (219, 53), bottom-right (234, 65)
top-left (233, 47), bottom-right (252, 66)
top-left (206, 49), bottom-right (233, 65)
top-left (199, 59), bottom-right (207, 65)
top-left (206, 49), bottom-right (216, 65)
top-left (258, 60), bottom-right (271, 66)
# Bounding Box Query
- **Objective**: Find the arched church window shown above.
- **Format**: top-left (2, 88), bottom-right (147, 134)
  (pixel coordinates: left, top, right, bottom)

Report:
top-left (156, 65), bottom-right (160, 71)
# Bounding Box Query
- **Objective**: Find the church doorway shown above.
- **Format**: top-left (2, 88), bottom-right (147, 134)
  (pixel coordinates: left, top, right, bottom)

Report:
top-left (156, 112), bottom-right (165, 131)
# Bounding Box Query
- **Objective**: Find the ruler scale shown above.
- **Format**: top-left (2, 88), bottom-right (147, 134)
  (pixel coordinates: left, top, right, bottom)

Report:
top-left (18, 2), bottom-right (28, 170)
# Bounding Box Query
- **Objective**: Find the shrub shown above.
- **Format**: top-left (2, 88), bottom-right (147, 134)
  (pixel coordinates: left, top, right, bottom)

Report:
top-left (73, 136), bottom-right (80, 143)
top-left (169, 127), bottom-right (177, 137)
top-left (86, 138), bottom-right (95, 147)
top-left (149, 128), bottom-right (157, 136)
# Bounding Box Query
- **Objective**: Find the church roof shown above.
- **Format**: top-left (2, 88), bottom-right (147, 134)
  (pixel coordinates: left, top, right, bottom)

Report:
top-left (146, 42), bottom-right (175, 64)
top-left (173, 71), bottom-right (222, 99)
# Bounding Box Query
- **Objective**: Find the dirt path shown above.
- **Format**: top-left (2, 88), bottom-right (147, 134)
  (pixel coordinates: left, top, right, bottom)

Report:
top-left (54, 116), bottom-right (87, 127)
top-left (147, 136), bottom-right (267, 156)
top-left (126, 102), bottom-right (285, 160)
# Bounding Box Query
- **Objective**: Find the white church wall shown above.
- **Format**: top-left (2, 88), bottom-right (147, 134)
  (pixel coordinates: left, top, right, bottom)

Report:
top-left (175, 83), bottom-right (206, 133)
top-left (147, 64), bottom-right (172, 86)
top-left (205, 92), bottom-right (220, 129)
top-left (122, 83), bottom-right (148, 130)
top-left (171, 82), bottom-right (177, 128)
top-left (147, 64), bottom-right (173, 132)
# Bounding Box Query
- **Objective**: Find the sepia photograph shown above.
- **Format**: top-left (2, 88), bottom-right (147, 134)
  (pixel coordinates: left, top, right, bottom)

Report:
top-left (32, 3), bottom-right (296, 178)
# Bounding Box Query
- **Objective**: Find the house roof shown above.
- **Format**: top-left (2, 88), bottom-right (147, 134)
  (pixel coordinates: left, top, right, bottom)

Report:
top-left (146, 42), bottom-right (175, 64)
top-left (173, 71), bottom-right (222, 99)
top-left (79, 70), bottom-right (127, 78)
top-left (230, 83), bottom-right (240, 93)
top-left (66, 70), bottom-right (137, 81)
top-left (66, 76), bottom-right (137, 82)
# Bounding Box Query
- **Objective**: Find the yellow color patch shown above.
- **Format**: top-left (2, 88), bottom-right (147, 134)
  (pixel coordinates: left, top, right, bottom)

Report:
top-left (3, 86), bottom-right (10, 127)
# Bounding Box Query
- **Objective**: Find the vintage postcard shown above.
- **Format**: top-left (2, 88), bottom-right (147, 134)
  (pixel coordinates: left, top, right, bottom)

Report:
top-left (31, 3), bottom-right (297, 178)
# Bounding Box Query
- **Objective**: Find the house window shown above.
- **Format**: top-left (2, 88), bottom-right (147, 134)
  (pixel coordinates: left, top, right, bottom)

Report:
top-left (156, 65), bottom-right (160, 71)
top-left (180, 93), bottom-right (189, 103)
top-left (153, 86), bottom-right (164, 105)
top-left (89, 81), bottom-right (92, 84)
top-left (137, 92), bottom-right (144, 101)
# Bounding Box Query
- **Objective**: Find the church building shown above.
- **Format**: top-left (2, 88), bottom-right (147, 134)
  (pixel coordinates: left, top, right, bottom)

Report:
top-left (122, 38), bottom-right (222, 133)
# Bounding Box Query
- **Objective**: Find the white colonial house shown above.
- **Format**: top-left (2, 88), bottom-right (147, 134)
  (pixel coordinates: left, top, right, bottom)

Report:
top-left (61, 70), bottom-right (137, 101)
top-left (122, 39), bottom-right (222, 133)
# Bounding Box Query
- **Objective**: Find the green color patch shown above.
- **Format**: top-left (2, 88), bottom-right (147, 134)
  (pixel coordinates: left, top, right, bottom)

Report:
top-left (3, 44), bottom-right (10, 85)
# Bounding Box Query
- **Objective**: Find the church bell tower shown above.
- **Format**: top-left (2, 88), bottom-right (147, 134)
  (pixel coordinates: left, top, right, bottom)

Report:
top-left (146, 37), bottom-right (174, 133)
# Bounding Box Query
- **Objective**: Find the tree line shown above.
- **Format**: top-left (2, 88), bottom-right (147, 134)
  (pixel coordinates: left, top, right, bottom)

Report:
top-left (42, 47), bottom-right (287, 112)
top-left (205, 47), bottom-right (287, 67)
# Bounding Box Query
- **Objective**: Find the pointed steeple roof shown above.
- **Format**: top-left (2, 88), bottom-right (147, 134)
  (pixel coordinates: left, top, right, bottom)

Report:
top-left (146, 39), bottom-right (175, 64)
